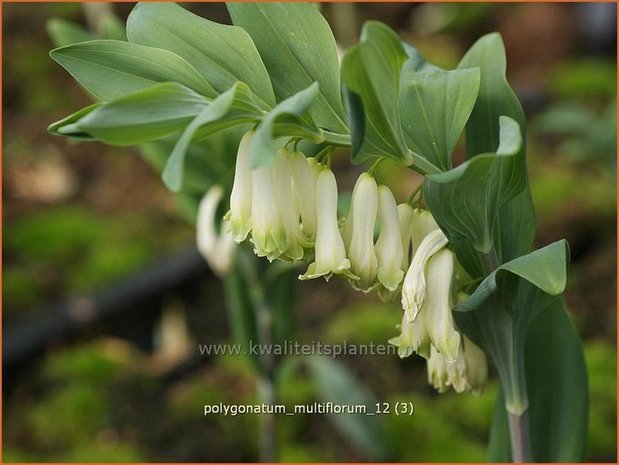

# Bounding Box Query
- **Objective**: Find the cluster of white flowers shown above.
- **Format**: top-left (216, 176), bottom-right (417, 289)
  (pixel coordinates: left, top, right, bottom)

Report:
top-left (199, 130), bottom-right (487, 394)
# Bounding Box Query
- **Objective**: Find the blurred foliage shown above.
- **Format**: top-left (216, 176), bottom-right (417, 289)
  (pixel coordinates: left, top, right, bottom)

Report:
top-left (534, 101), bottom-right (616, 171)
top-left (549, 59), bottom-right (616, 100)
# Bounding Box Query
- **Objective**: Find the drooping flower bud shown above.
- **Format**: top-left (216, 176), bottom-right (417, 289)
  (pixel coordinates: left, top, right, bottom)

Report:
top-left (462, 336), bottom-right (488, 395)
top-left (347, 173), bottom-right (378, 291)
top-left (389, 307), bottom-right (431, 359)
top-left (300, 167), bottom-right (352, 281)
top-left (398, 203), bottom-right (415, 272)
top-left (197, 185), bottom-right (237, 276)
top-left (401, 226), bottom-right (449, 322)
top-left (250, 164), bottom-right (286, 261)
top-left (291, 152), bottom-right (320, 242)
top-left (273, 149), bottom-right (304, 261)
top-left (422, 248), bottom-right (460, 362)
top-left (426, 335), bottom-right (488, 394)
top-left (375, 185), bottom-right (404, 292)
top-left (226, 131), bottom-right (253, 242)
top-left (427, 345), bottom-right (451, 392)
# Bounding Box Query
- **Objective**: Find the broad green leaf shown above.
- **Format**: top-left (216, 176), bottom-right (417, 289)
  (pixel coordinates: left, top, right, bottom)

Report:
top-left (487, 299), bottom-right (588, 462)
top-left (50, 39), bottom-right (216, 101)
top-left (424, 116), bottom-right (525, 253)
top-left (61, 82), bottom-right (209, 145)
top-left (306, 356), bottom-right (390, 460)
top-left (126, 2), bottom-right (275, 109)
top-left (454, 242), bottom-right (572, 442)
top-left (401, 43), bottom-right (440, 72)
top-left (250, 83), bottom-right (322, 167)
top-left (46, 19), bottom-right (94, 47)
top-left (455, 239), bottom-right (569, 313)
top-left (399, 67), bottom-right (480, 171)
top-left (341, 22), bottom-right (411, 166)
top-left (227, 2), bottom-right (347, 133)
top-left (162, 82), bottom-right (262, 192)
top-left (458, 33), bottom-right (536, 263)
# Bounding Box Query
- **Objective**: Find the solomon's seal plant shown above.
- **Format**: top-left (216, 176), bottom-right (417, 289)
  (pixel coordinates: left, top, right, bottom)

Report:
top-left (49, 3), bottom-right (588, 462)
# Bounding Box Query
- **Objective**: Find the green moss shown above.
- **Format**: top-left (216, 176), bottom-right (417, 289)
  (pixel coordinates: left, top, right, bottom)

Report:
top-left (386, 392), bottom-right (487, 462)
top-left (549, 59), bottom-right (616, 99)
top-left (325, 303), bottom-right (400, 345)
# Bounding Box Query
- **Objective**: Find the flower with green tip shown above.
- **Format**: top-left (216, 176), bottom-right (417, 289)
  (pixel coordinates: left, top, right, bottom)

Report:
top-left (427, 335), bottom-right (487, 394)
top-left (388, 307), bottom-right (431, 359)
top-left (422, 248), bottom-right (460, 361)
top-left (462, 336), bottom-right (488, 395)
top-left (291, 152), bottom-right (320, 242)
top-left (347, 173), bottom-right (379, 291)
top-left (300, 167), bottom-right (352, 281)
top-left (401, 225), bottom-right (449, 322)
top-left (375, 185), bottom-right (404, 292)
top-left (273, 148), bottom-right (305, 261)
top-left (250, 164), bottom-right (286, 261)
top-left (398, 203), bottom-right (415, 272)
top-left (226, 131), bottom-right (253, 242)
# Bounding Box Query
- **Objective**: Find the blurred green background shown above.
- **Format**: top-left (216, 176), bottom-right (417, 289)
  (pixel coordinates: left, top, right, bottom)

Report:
top-left (3, 2), bottom-right (616, 462)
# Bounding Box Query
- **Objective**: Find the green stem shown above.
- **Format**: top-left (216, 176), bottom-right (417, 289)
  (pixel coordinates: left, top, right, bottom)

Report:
top-left (508, 411), bottom-right (533, 462)
top-left (322, 130), bottom-right (351, 146)
top-left (237, 252), bottom-right (277, 462)
top-left (479, 246), bottom-right (532, 462)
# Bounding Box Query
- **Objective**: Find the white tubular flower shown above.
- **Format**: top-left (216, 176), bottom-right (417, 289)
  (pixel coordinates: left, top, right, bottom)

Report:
top-left (300, 167), bottom-right (351, 281)
top-left (401, 227), bottom-right (449, 322)
top-left (226, 131), bottom-right (253, 242)
top-left (427, 345), bottom-right (451, 393)
top-left (462, 336), bottom-right (488, 395)
top-left (291, 152), bottom-right (319, 242)
top-left (273, 149), bottom-right (304, 261)
top-left (427, 336), bottom-right (488, 394)
top-left (250, 164), bottom-right (286, 261)
top-left (422, 248), bottom-right (460, 361)
top-left (347, 173), bottom-right (378, 291)
top-left (375, 186), bottom-right (404, 291)
top-left (398, 204), bottom-right (415, 272)
top-left (197, 186), bottom-right (237, 276)
top-left (411, 209), bottom-right (441, 253)
top-left (388, 308), bottom-right (431, 359)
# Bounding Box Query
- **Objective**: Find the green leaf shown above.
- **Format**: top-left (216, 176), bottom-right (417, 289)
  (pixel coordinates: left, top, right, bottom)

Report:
top-left (487, 299), bottom-right (588, 462)
top-left (341, 22), bottom-right (410, 165)
top-left (455, 239), bottom-right (569, 313)
top-left (454, 242), bottom-right (572, 435)
top-left (61, 82), bottom-right (209, 145)
top-left (50, 39), bottom-right (216, 101)
top-left (126, 2), bottom-right (275, 109)
top-left (250, 83), bottom-right (322, 167)
top-left (399, 67), bottom-right (480, 171)
top-left (424, 116), bottom-right (525, 254)
top-left (46, 19), bottom-right (94, 48)
top-left (305, 356), bottom-right (390, 460)
top-left (458, 33), bottom-right (536, 263)
top-left (227, 2), bottom-right (347, 133)
top-left (48, 103), bottom-right (101, 140)
top-left (162, 82), bottom-right (261, 192)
